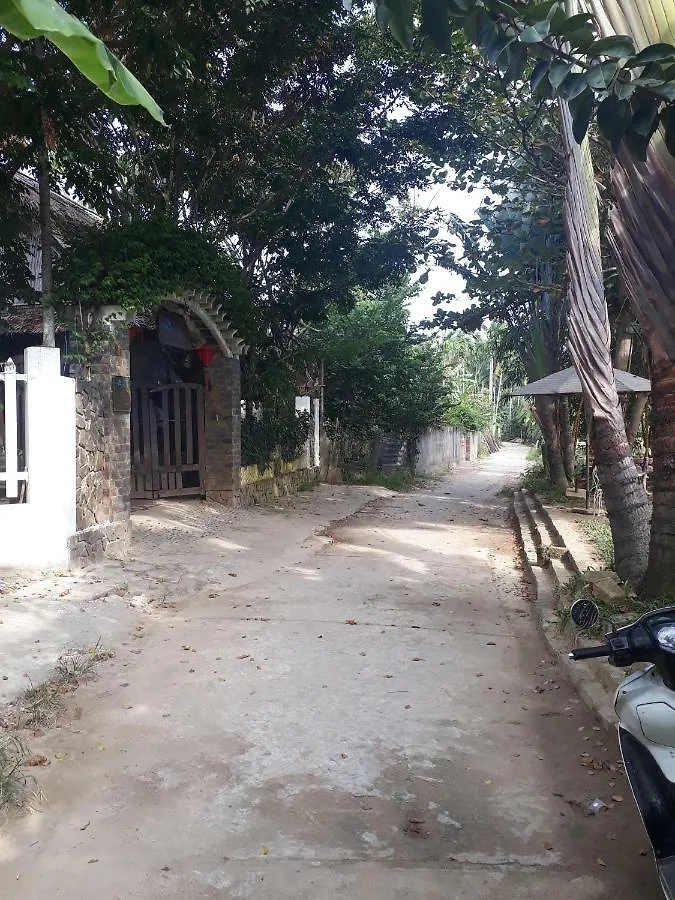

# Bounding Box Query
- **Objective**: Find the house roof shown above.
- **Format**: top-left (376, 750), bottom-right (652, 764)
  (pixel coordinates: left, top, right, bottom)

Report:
top-left (13, 173), bottom-right (101, 292)
top-left (511, 365), bottom-right (651, 396)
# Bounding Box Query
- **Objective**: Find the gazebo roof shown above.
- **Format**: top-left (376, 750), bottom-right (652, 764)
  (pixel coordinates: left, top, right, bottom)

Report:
top-left (511, 365), bottom-right (651, 396)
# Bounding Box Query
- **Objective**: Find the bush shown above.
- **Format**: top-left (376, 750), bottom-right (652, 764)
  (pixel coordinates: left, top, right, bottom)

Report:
top-left (241, 408), bottom-right (310, 472)
top-left (444, 398), bottom-right (490, 432)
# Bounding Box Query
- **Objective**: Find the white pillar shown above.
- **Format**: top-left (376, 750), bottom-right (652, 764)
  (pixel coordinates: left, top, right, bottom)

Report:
top-left (24, 347), bottom-right (76, 559)
top-left (312, 398), bottom-right (320, 468)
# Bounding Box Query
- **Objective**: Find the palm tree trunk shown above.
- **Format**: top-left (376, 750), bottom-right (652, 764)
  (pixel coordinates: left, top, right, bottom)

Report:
top-left (558, 98), bottom-right (650, 584)
top-left (642, 360), bottom-right (675, 597)
top-left (584, 0), bottom-right (675, 595)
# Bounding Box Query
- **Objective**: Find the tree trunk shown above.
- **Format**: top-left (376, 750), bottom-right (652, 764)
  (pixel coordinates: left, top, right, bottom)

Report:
top-left (38, 139), bottom-right (55, 347)
top-left (558, 97), bottom-right (650, 584)
top-left (642, 360), bottom-right (675, 598)
top-left (534, 396), bottom-right (567, 492)
top-left (584, 0), bottom-right (675, 596)
top-left (35, 41), bottom-right (55, 348)
top-left (626, 394), bottom-right (649, 450)
top-left (613, 301), bottom-right (633, 372)
top-left (559, 397), bottom-right (574, 484)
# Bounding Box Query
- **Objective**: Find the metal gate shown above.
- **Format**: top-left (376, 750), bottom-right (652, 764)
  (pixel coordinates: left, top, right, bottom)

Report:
top-left (131, 384), bottom-right (206, 499)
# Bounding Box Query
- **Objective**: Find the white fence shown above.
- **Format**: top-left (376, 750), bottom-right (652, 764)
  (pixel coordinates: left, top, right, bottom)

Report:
top-left (0, 358), bottom-right (28, 500)
top-left (0, 348), bottom-right (76, 568)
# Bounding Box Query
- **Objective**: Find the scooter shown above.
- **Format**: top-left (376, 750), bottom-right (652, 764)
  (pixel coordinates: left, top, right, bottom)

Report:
top-left (568, 597), bottom-right (675, 899)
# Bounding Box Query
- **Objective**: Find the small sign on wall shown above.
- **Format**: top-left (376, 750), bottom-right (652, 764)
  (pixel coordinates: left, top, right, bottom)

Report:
top-left (112, 376), bottom-right (131, 413)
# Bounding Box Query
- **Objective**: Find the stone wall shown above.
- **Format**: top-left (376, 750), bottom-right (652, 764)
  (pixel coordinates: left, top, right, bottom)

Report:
top-left (204, 354), bottom-right (241, 504)
top-left (70, 332), bottom-right (131, 564)
top-left (240, 465), bottom-right (319, 505)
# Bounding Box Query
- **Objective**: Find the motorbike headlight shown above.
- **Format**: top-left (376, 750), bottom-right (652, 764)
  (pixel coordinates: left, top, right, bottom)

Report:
top-left (655, 624), bottom-right (675, 652)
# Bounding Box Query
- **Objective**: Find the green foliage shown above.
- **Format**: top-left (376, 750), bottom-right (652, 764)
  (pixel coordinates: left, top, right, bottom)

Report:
top-left (579, 518), bottom-right (615, 570)
top-left (53, 218), bottom-right (257, 338)
top-left (311, 283), bottom-right (449, 442)
top-left (444, 397), bottom-right (489, 432)
top-left (526, 444), bottom-right (542, 462)
top-left (372, 0), bottom-right (675, 160)
top-left (0, 0), bottom-right (164, 122)
top-left (521, 462), bottom-right (566, 501)
top-left (241, 409), bottom-right (310, 473)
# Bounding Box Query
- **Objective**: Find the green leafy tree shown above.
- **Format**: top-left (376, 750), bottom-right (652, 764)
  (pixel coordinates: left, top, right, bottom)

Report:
top-left (312, 283), bottom-right (449, 448)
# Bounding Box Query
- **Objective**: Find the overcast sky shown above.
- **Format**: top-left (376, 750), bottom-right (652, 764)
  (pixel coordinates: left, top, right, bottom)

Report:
top-left (407, 184), bottom-right (489, 326)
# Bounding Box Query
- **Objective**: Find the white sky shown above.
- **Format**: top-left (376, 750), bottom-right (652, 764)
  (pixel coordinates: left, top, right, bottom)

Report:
top-left (407, 184), bottom-right (489, 325)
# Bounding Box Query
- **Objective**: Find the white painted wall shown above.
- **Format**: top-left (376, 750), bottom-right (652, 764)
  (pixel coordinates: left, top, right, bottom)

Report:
top-left (414, 427), bottom-right (480, 475)
top-left (0, 348), bottom-right (76, 569)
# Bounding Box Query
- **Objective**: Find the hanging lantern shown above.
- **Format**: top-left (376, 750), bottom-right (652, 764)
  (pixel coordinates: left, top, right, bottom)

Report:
top-left (195, 345), bottom-right (218, 391)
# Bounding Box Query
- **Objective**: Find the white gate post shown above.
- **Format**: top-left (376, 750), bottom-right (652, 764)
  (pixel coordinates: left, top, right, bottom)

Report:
top-left (312, 398), bottom-right (320, 468)
top-left (3, 358), bottom-right (19, 498)
top-left (24, 347), bottom-right (76, 554)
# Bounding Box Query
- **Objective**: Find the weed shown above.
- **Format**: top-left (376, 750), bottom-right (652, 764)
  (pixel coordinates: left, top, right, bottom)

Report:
top-left (296, 481), bottom-right (316, 493)
top-left (55, 642), bottom-right (113, 687)
top-left (343, 470), bottom-right (415, 492)
top-left (579, 518), bottom-right (615, 570)
top-left (19, 681), bottom-right (63, 729)
top-left (0, 733), bottom-right (31, 810)
top-left (521, 463), bottom-right (567, 502)
top-left (526, 444), bottom-right (542, 462)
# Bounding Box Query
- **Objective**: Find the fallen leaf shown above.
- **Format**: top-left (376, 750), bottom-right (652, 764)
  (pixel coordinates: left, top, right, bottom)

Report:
top-left (611, 795), bottom-right (624, 803)
top-left (87, 859), bottom-right (99, 864)
top-left (597, 858), bottom-right (606, 867)
top-left (97, 745), bottom-right (105, 752)
top-left (25, 754), bottom-right (49, 767)
top-left (238, 654), bottom-right (250, 660)
top-left (345, 619), bottom-right (358, 625)
top-left (260, 846), bottom-right (269, 856)
top-left (483, 779), bottom-right (492, 785)
top-left (80, 821), bottom-right (91, 831)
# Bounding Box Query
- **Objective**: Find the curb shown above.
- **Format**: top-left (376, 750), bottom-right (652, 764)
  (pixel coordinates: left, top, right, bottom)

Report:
top-left (511, 492), bottom-right (618, 732)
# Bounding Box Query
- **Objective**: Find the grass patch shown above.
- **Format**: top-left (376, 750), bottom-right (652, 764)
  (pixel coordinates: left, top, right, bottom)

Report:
top-left (19, 681), bottom-right (64, 730)
top-left (296, 481), bottom-right (316, 493)
top-left (55, 643), bottom-right (113, 687)
top-left (521, 463), bottom-right (567, 502)
top-left (556, 572), bottom-right (674, 638)
top-left (526, 444), bottom-right (542, 462)
top-left (579, 518), bottom-right (615, 570)
top-left (343, 470), bottom-right (415, 492)
top-left (0, 733), bottom-right (31, 810)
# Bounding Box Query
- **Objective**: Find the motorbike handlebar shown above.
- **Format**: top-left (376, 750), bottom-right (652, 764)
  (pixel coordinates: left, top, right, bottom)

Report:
top-left (569, 645), bottom-right (611, 661)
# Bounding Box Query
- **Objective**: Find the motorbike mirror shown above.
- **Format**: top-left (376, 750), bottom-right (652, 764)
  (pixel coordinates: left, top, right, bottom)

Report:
top-left (570, 597), bottom-right (600, 630)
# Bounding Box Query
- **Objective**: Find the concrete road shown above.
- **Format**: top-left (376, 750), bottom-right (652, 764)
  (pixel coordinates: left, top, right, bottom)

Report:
top-left (0, 445), bottom-right (658, 898)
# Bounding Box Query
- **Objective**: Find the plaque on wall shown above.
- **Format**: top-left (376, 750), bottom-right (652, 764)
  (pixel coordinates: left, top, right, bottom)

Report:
top-left (112, 375), bottom-right (131, 413)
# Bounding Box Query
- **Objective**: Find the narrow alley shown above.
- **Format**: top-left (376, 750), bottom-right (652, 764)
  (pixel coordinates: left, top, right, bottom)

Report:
top-left (0, 445), bottom-right (657, 898)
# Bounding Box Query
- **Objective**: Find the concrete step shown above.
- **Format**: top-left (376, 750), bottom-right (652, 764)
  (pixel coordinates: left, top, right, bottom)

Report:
top-left (512, 490), bottom-right (539, 579)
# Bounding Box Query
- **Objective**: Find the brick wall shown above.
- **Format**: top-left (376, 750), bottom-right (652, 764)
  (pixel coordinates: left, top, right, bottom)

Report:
top-left (203, 353), bottom-right (241, 504)
top-left (70, 330), bottom-right (131, 564)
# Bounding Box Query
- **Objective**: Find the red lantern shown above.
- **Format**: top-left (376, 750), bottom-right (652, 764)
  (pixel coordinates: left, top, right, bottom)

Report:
top-left (195, 345), bottom-right (218, 390)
